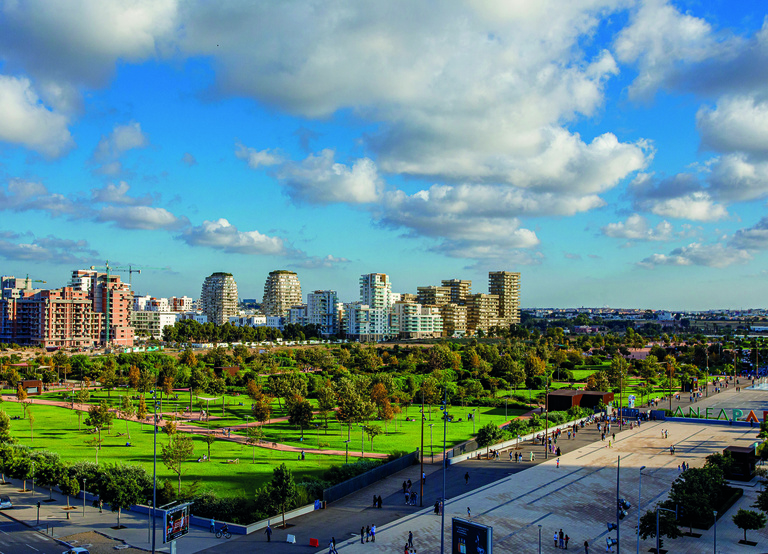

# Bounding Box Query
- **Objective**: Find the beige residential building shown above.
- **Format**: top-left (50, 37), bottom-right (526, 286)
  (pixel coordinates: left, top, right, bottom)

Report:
top-left (441, 302), bottom-right (468, 337)
top-left (441, 279), bottom-right (472, 305)
top-left (417, 285), bottom-right (451, 306)
top-left (489, 271), bottom-right (521, 325)
top-left (467, 293), bottom-right (500, 334)
top-left (390, 302), bottom-right (443, 339)
top-left (262, 270), bottom-right (302, 317)
top-left (200, 272), bottom-right (239, 325)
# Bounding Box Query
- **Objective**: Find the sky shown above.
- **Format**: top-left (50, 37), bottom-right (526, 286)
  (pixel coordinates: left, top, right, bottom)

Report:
top-left (0, 0), bottom-right (767, 310)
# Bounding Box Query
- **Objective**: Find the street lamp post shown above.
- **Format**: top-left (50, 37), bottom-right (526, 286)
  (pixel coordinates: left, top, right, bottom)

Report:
top-left (637, 466), bottom-right (646, 554)
top-left (420, 403), bottom-right (424, 507)
top-left (616, 456), bottom-right (620, 554)
top-left (656, 507), bottom-right (676, 554)
top-left (545, 386), bottom-right (549, 459)
top-left (31, 462), bottom-right (34, 498)
top-left (471, 408), bottom-right (476, 434)
top-left (440, 387), bottom-right (447, 554)
top-left (713, 510), bottom-right (717, 553)
top-left (82, 479), bottom-right (86, 517)
top-left (360, 425), bottom-right (365, 459)
top-left (344, 440), bottom-right (350, 464)
top-left (428, 424), bottom-right (434, 463)
top-left (152, 395), bottom-right (158, 554)
top-left (505, 398), bottom-right (508, 421)
top-left (538, 524), bottom-right (542, 554)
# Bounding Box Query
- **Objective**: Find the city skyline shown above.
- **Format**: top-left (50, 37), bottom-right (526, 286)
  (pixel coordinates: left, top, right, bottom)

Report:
top-left (1, 1), bottom-right (767, 310)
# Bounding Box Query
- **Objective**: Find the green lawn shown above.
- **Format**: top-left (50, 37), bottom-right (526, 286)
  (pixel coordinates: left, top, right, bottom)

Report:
top-left (5, 402), bottom-right (341, 498)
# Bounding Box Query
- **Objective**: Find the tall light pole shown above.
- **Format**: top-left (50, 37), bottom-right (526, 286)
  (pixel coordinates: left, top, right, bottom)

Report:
top-left (471, 408), bottom-right (476, 434)
top-left (713, 510), bottom-right (717, 553)
top-left (545, 386), bottom-right (549, 459)
top-left (428, 424), bottom-right (434, 463)
top-left (344, 440), bottom-right (350, 464)
top-left (538, 524), bottom-right (542, 554)
top-left (637, 466), bottom-right (646, 554)
top-left (360, 425), bottom-right (365, 459)
top-left (152, 394), bottom-right (158, 554)
top-left (420, 397), bottom-right (424, 507)
top-left (656, 506), bottom-right (676, 554)
top-left (616, 455), bottom-right (621, 554)
top-left (83, 478), bottom-right (86, 517)
top-left (440, 387), bottom-right (447, 554)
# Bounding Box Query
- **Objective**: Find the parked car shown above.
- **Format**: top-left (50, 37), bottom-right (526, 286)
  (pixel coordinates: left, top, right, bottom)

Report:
top-left (0, 496), bottom-right (12, 509)
top-left (62, 548), bottom-right (90, 554)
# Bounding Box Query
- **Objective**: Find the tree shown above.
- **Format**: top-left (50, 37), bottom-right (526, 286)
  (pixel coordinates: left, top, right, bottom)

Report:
top-left (365, 424), bottom-right (383, 449)
top-left (161, 434), bottom-right (194, 495)
top-left (28, 409), bottom-right (34, 440)
top-left (316, 382), bottom-right (336, 434)
top-left (9, 454), bottom-right (33, 491)
top-left (268, 463), bottom-right (297, 529)
top-left (733, 509), bottom-right (766, 543)
top-left (75, 410), bottom-right (84, 431)
top-left (638, 506), bottom-right (682, 548)
top-left (287, 397), bottom-right (313, 439)
top-left (668, 466), bottom-right (725, 534)
top-left (0, 410), bottom-right (12, 443)
top-left (245, 426), bottom-right (264, 463)
top-left (34, 452), bottom-right (65, 501)
top-left (100, 463), bottom-right (150, 528)
top-left (251, 398), bottom-right (273, 425)
top-left (127, 365), bottom-right (140, 389)
top-left (136, 395), bottom-right (148, 428)
top-left (15, 384), bottom-right (28, 417)
top-left (59, 474), bottom-right (80, 510)
top-left (85, 401), bottom-right (114, 449)
top-left (161, 375), bottom-right (175, 400)
top-left (118, 396), bottom-right (135, 439)
top-left (99, 367), bottom-right (117, 398)
top-left (201, 434), bottom-right (215, 462)
top-left (335, 379), bottom-right (373, 440)
top-left (475, 422), bottom-right (504, 458)
top-left (0, 444), bottom-right (15, 484)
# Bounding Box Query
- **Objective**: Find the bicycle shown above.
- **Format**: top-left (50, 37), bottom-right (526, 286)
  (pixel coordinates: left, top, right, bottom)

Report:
top-left (216, 529), bottom-right (232, 539)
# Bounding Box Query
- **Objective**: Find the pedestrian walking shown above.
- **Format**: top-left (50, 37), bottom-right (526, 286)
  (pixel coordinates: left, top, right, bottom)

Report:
top-left (565, 534), bottom-right (569, 549)
top-left (554, 531), bottom-right (559, 547)
top-left (509, 451), bottom-right (513, 461)
top-left (584, 539), bottom-right (589, 554)
top-left (612, 432), bottom-right (615, 442)
top-left (404, 543), bottom-right (410, 554)
top-left (556, 458), bottom-right (560, 468)
top-left (422, 471), bottom-right (426, 484)
top-left (408, 531), bottom-right (413, 548)
top-left (373, 494), bottom-right (377, 507)
top-left (530, 451), bottom-right (535, 461)
top-left (361, 526), bottom-right (365, 544)
top-left (464, 471), bottom-right (469, 485)
top-left (559, 529), bottom-right (564, 548)
top-left (467, 507), bottom-right (471, 519)
top-left (377, 495), bottom-right (382, 509)
top-left (366, 525), bottom-right (370, 542)
top-left (371, 524), bottom-right (376, 542)
top-left (265, 524), bottom-right (272, 542)
top-left (210, 518), bottom-right (215, 533)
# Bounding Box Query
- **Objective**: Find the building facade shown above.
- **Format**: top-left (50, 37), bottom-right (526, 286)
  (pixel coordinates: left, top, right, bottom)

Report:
top-left (200, 272), bottom-right (239, 325)
top-left (307, 290), bottom-right (340, 336)
top-left (390, 302), bottom-right (443, 339)
top-left (467, 293), bottom-right (500, 334)
top-left (262, 270), bottom-right (302, 317)
top-left (441, 279), bottom-right (472, 305)
top-left (489, 271), bottom-right (521, 325)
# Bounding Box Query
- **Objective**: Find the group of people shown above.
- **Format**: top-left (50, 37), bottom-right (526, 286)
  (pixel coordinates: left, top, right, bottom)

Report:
top-left (402, 479), bottom-right (418, 505)
top-left (361, 524), bottom-right (377, 543)
top-left (553, 528), bottom-right (570, 549)
top-left (372, 494), bottom-right (383, 508)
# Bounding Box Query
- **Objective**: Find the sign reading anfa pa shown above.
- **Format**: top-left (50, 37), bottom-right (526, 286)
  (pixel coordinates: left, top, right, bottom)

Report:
top-left (671, 407), bottom-right (766, 422)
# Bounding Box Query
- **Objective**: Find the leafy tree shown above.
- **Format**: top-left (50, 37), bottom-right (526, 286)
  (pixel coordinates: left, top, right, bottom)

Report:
top-left (161, 434), bottom-right (194, 495)
top-left (201, 433), bottom-right (215, 461)
top-left (99, 367), bottom-right (117, 398)
top-left (161, 375), bottom-right (175, 399)
top-left (638, 506), bottom-right (682, 548)
top-left (34, 452), bottom-right (65, 501)
top-left (365, 424), bottom-right (383, 449)
top-left (245, 426), bottom-right (264, 463)
top-left (128, 365), bottom-right (140, 389)
top-left (251, 397), bottom-right (273, 425)
top-left (163, 420), bottom-right (177, 437)
top-left (476, 422), bottom-right (504, 457)
top-left (287, 397), bottom-right (313, 439)
top-left (335, 379), bottom-right (373, 440)
top-left (0, 410), bottom-right (12, 443)
top-left (100, 463), bottom-right (150, 528)
top-left (0, 444), bottom-right (15, 483)
top-left (136, 395), bottom-right (148, 427)
top-left (316, 382), bottom-right (336, 433)
top-left (9, 453), bottom-right (33, 491)
top-left (668, 465), bottom-right (725, 534)
top-left (85, 401), bottom-right (114, 449)
top-left (15, 384), bottom-right (28, 417)
top-left (758, 420), bottom-right (768, 439)
top-left (59, 474), bottom-right (80, 510)
top-left (733, 509), bottom-right (766, 543)
top-left (118, 396), bottom-right (135, 439)
top-left (268, 463), bottom-right (297, 529)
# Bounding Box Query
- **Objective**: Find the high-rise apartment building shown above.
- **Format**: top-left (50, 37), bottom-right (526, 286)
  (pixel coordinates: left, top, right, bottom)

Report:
top-left (359, 273), bottom-right (393, 309)
top-left (417, 285), bottom-right (451, 306)
top-left (467, 293), bottom-right (500, 334)
top-left (307, 290), bottom-right (340, 336)
top-left (70, 269), bottom-right (133, 346)
top-left (441, 303), bottom-right (468, 337)
top-left (200, 272), bottom-right (239, 325)
top-left (262, 270), bottom-right (302, 317)
top-left (489, 271), bottom-right (521, 325)
top-left (441, 279), bottom-right (472, 304)
top-left (345, 274), bottom-right (394, 341)
top-left (390, 302), bottom-right (443, 339)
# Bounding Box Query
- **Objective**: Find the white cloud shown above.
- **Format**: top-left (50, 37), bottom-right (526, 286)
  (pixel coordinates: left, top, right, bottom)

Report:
top-left (91, 182), bottom-right (156, 206)
top-left (276, 150), bottom-right (382, 204)
top-left (639, 242), bottom-right (751, 268)
top-left (0, 231), bottom-right (98, 264)
top-left (707, 154), bottom-right (768, 203)
top-left (601, 214), bottom-right (673, 241)
top-left (729, 217), bottom-right (768, 250)
top-left (645, 192), bottom-right (728, 222)
top-left (697, 96), bottom-right (768, 156)
top-left (0, 178), bottom-right (79, 216)
top-left (0, 75), bottom-right (73, 156)
top-left (90, 121), bottom-right (149, 174)
top-left (96, 206), bottom-right (185, 230)
top-left (291, 254), bottom-right (351, 269)
top-left (234, 142), bottom-right (282, 169)
top-left (178, 218), bottom-right (292, 256)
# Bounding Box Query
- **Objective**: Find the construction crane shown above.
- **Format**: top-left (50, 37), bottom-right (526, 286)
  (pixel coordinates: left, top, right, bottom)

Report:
top-left (88, 261), bottom-right (171, 345)
top-left (24, 274), bottom-right (46, 290)
top-left (126, 264), bottom-right (170, 289)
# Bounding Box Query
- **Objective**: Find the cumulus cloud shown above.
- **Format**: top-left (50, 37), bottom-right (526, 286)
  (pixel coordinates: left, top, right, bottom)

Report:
top-left (96, 206), bottom-right (186, 230)
top-left (0, 178), bottom-right (79, 216)
top-left (90, 121), bottom-right (149, 175)
top-left (178, 218), bottom-right (293, 256)
top-left (707, 154), bottom-right (768, 203)
top-left (291, 254), bottom-right (351, 269)
top-left (601, 214), bottom-right (673, 241)
top-left (0, 75), bottom-right (73, 156)
top-left (0, 231), bottom-right (98, 264)
top-left (90, 182), bottom-right (156, 206)
top-left (276, 150), bottom-right (382, 204)
top-left (697, 96), bottom-right (768, 156)
top-left (729, 217), bottom-right (768, 250)
top-left (639, 242), bottom-right (751, 268)
top-left (630, 173), bottom-right (728, 221)
top-left (234, 142), bottom-right (282, 169)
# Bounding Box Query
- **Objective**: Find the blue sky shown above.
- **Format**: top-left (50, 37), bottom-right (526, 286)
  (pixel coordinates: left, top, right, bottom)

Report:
top-left (1, 0), bottom-right (767, 310)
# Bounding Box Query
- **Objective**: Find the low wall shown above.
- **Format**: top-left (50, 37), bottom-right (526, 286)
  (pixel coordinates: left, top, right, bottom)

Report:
top-left (323, 450), bottom-right (419, 504)
top-left (447, 417), bottom-right (592, 465)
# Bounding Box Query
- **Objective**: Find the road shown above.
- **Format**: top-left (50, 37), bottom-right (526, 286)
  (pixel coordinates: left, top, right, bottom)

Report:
top-left (0, 514), bottom-right (62, 554)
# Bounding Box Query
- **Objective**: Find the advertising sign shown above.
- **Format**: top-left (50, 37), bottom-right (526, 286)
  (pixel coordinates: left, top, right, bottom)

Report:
top-left (627, 395), bottom-right (636, 408)
top-left (452, 517), bottom-right (492, 554)
top-left (164, 504), bottom-right (190, 543)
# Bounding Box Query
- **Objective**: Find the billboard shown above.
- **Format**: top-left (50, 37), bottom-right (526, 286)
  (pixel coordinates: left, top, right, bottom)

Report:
top-left (164, 504), bottom-right (190, 543)
top-left (452, 517), bottom-right (492, 554)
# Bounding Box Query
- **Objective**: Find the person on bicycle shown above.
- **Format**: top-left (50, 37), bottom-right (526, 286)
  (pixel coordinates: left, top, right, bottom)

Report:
top-left (221, 523), bottom-right (229, 535)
